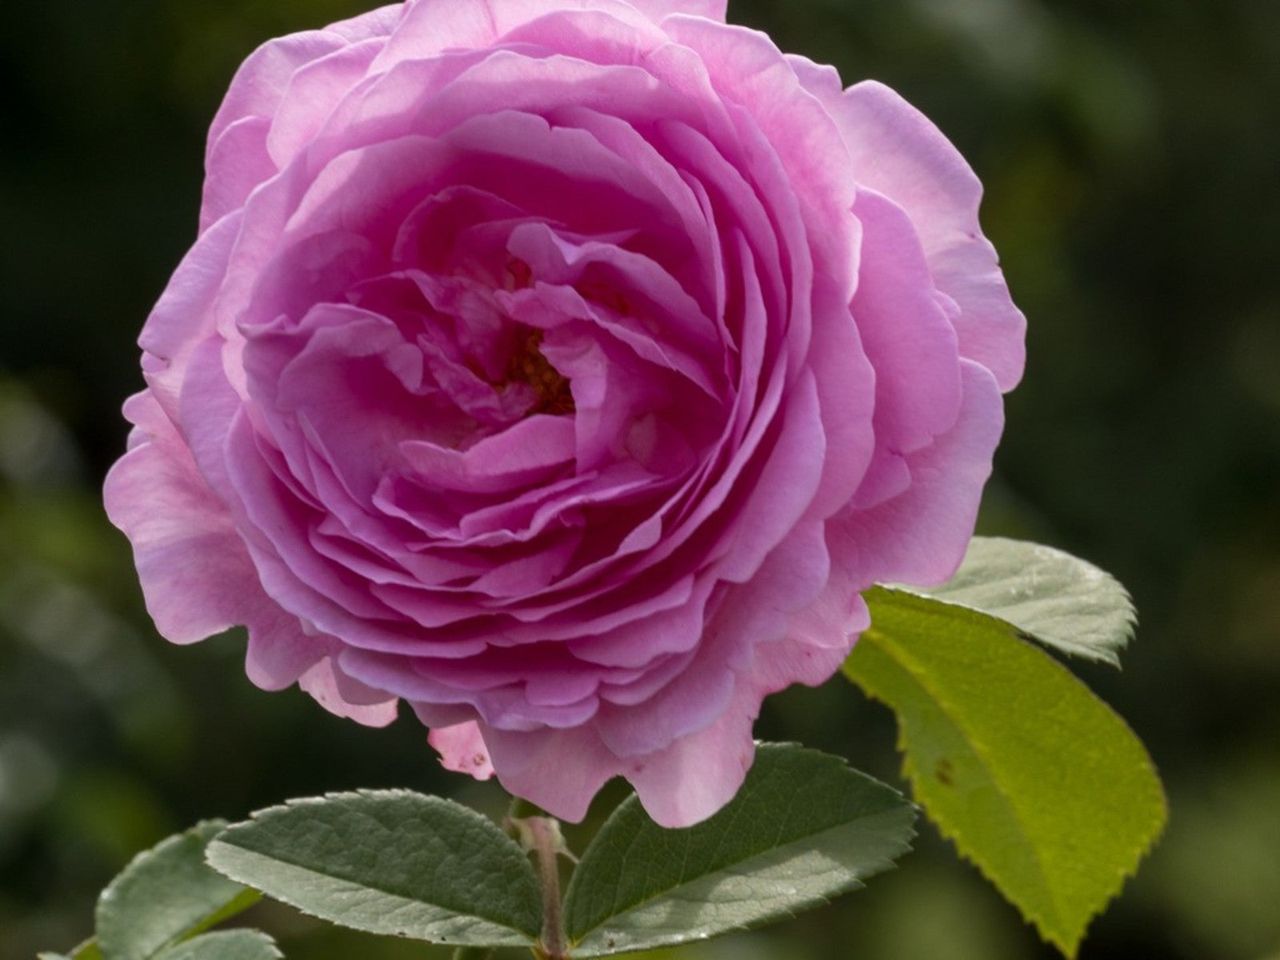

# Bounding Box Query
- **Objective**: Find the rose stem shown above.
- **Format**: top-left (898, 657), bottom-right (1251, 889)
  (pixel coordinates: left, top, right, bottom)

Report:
top-left (526, 817), bottom-right (569, 960)
top-left (451, 949), bottom-right (494, 960)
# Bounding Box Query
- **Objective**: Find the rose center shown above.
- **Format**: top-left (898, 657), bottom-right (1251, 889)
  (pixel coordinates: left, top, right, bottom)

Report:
top-left (504, 328), bottom-right (574, 416)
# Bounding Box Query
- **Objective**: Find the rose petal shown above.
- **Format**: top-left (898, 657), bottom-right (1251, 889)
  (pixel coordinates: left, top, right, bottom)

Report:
top-left (428, 721), bottom-right (496, 779)
top-left (821, 80), bottom-right (1026, 390)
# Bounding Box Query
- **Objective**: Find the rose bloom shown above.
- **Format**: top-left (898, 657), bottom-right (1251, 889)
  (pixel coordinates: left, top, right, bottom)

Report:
top-left (105, 0), bottom-right (1024, 826)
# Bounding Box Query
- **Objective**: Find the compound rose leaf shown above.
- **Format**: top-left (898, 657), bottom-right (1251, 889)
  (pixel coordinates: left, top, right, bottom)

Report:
top-left (847, 588), bottom-right (1167, 957)
top-left (563, 743), bottom-right (916, 957)
top-left (903, 536), bottom-right (1135, 667)
top-left (95, 820), bottom-right (259, 960)
top-left (150, 931), bottom-right (280, 960)
top-left (205, 790), bottom-right (542, 947)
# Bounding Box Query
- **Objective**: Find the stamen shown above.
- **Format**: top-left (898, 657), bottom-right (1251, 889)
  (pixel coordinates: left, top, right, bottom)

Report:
top-left (504, 328), bottom-right (575, 415)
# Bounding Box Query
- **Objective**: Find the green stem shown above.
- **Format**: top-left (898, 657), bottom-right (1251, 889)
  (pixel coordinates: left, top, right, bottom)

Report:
top-left (525, 817), bottom-right (569, 960)
top-left (506, 795), bottom-right (546, 827)
top-left (450, 949), bottom-right (494, 960)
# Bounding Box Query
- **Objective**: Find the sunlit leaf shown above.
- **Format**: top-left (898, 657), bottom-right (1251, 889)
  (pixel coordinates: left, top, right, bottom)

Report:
top-left (907, 537), bottom-right (1135, 666)
top-left (848, 588), bottom-right (1166, 957)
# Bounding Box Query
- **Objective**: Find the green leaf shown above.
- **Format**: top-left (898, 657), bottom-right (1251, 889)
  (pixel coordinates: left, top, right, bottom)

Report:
top-left (908, 536), bottom-right (1135, 666)
top-left (95, 821), bottom-right (260, 960)
top-left (152, 931), bottom-right (280, 960)
top-left (205, 790), bottom-right (542, 947)
top-left (39, 943), bottom-right (102, 960)
top-left (563, 743), bottom-right (916, 957)
top-left (847, 588), bottom-right (1167, 957)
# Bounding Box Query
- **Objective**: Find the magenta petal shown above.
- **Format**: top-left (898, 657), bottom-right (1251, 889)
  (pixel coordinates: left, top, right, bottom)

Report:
top-left (266, 39), bottom-right (384, 168)
top-left (299, 658), bottom-right (399, 727)
top-left (852, 188), bottom-right (962, 450)
top-left (567, 580), bottom-right (711, 668)
top-left (207, 30), bottom-right (349, 168)
top-left (824, 80), bottom-right (1027, 390)
top-left (104, 392), bottom-right (258, 644)
top-left (201, 118), bottom-right (275, 234)
top-left (638, 0), bottom-right (727, 21)
top-left (400, 416), bottom-right (576, 494)
top-left (482, 724), bottom-right (618, 823)
top-left (836, 360), bottom-right (1005, 587)
top-left (243, 611), bottom-right (330, 691)
top-left (323, 4), bottom-right (404, 43)
top-left (716, 370), bottom-right (824, 584)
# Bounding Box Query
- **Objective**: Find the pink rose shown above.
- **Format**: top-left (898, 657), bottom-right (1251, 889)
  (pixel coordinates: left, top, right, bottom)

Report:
top-left (105, 0), bottom-right (1024, 827)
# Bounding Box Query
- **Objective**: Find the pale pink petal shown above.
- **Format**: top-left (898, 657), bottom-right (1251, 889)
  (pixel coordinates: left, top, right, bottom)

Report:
top-left (637, 0), bottom-right (726, 21)
top-left (324, 4), bottom-right (405, 43)
top-left (833, 360), bottom-right (1005, 587)
top-left (243, 610), bottom-right (331, 691)
top-left (483, 723), bottom-right (619, 822)
top-left (429, 721), bottom-right (496, 780)
top-left (852, 188), bottom-right (962, 451)
top-left (299, 658), bottom-right (399, 727)
top-left (266, 39), bottom-right (385, 169)
top-left (103, 392), bottom-right (256, 644)
top-left (823, 80), bottom-right (1026, 389)
top-left (207, 30), bottom-right (350, 167)
top-left (629, 569), bottom-right (859, 827)
top-left (139, 213), bottom-right (242, 418)
top-left (201, 118), bottom-right (275, 233)
top-left (372, 0), bottom-right (706, 73)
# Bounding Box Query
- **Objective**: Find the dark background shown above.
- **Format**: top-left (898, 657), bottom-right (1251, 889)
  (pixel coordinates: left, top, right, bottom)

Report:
top-left (2, 0), bottom-right (1278, 957)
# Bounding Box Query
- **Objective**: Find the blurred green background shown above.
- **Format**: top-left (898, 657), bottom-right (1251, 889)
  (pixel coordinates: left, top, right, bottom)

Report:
top-left (2, 0), bottom-right (1278, 957)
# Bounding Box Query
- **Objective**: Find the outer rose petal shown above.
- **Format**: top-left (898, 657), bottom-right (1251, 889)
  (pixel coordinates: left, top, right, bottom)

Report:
top-left (300, 658), bottom-right (399, 728)
top-left (835, 360), bottom-right (1006, 588)
top-left (629, 524), bottom-right (851, 826)
top-left (201, 118), bottom-right (274, 232)
top-left (207, 31), bottom-right (352, 168)
top-left (324, 3), bottom-right (405, 42)
top-left (429, 721), bottom-right (497, 779)
top-left (104, 392), bottom-right (263, 644)
top-left (628, 0), bottom-right (727, 21)
top-left (140, 213), bottom-right (243, 417)
top-left (106, 391), bottom-right (340, 693)
top-left (799, 72), bottom-right (1026, 390)
top-left (441, 521), bottom-right (838, 827)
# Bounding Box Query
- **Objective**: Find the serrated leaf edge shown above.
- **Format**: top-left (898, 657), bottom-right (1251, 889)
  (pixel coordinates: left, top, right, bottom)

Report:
top-left (151, 930), bottom-right (282, 960)
top-left (850, 621), bottom-right (1167, 958)
top-left (572, 811), bottom-right (915, 957)
top-left (205, 788), bottom-right (541, 945)
top-left (565, 746), bottom-right (917, 956)
top-left (893, 536), bottom-right (1139, 668)
top-left (95, 819), bottom-right (246, 960)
